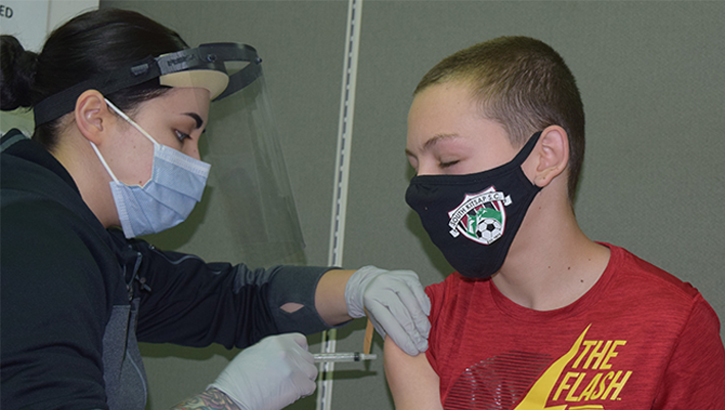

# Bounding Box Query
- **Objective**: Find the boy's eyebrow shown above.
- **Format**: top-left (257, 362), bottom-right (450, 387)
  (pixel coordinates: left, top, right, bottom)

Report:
top-left (405, 133), bottom-right (461, 157)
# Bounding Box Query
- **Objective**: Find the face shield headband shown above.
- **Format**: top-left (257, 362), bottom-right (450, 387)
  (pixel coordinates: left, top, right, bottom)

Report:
top-left (33, 42), bottom-right (262, 126)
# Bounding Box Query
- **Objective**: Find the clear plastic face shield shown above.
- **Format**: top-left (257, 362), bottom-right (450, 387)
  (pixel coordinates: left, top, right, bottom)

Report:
top-left (34, 43), bottom-right (305, 266)
top-left (198, 51), bottom-right (306, 267)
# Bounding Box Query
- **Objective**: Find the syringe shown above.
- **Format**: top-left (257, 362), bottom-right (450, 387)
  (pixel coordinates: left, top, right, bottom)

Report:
top-left (313, 352), bottom-right (377, 363)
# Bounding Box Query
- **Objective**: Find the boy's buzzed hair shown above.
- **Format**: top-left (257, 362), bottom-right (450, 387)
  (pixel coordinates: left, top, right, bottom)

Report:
top-left (415, 36), bottom-right (585, 202)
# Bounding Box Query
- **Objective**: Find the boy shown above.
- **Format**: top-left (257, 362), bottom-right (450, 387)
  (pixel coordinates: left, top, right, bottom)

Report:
top-left (386, 36), bottom-right (725, 409)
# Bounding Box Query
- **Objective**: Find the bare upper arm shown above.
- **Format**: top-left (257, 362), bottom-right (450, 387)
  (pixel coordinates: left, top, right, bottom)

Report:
top-left (384, 335), bottom-right (442, 410)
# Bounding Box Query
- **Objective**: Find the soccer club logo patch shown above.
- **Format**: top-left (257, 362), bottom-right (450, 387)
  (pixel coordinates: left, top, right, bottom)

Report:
top-left (447, 186), bottom-right (512, 245)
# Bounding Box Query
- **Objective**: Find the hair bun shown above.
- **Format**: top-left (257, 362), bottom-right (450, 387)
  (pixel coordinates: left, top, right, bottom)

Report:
top-left (1, 35), bottom-right (38, 110)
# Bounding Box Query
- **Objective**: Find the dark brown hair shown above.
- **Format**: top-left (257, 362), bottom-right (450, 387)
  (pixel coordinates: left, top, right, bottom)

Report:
top-left (0, 9), bottom-right (188, 150)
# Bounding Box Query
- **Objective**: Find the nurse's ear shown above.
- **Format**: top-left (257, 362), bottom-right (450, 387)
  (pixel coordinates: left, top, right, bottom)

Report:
top-left (74, 89), bottom-right (114, 145)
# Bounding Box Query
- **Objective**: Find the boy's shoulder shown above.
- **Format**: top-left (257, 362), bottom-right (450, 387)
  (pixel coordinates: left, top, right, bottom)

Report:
top-left (426, 243), bottom-right (704, 318)
top-left (605, 243), bottom-right (700, 303)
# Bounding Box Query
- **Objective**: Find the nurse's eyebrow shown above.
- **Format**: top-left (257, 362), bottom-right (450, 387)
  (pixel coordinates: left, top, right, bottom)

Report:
top-left (184, 112), bottom-right (204, 129)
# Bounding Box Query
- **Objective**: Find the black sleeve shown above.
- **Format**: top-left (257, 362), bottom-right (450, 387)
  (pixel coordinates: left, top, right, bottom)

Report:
top-left (1, 196), bottom-right (121, 410)
top-left (123, 233), bottom-right (336, 349)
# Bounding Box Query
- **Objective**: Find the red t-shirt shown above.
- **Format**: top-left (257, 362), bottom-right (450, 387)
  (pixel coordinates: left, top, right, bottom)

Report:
top-left (425, 244), bottom-right (725, 409)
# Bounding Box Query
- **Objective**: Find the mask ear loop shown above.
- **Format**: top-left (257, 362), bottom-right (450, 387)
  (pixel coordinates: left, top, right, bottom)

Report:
top-left (90, 98), bottom-right (159, 184)
top-left (104, 98), bottom-right (159, 148)
top-left (89, 141), bottom-right (121, 183)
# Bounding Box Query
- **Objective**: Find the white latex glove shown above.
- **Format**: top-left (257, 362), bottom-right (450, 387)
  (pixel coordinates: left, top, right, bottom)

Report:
top-left (209, 333), bottom-right (318, 410)
top-left (345, 266), bottom-right (431, 356)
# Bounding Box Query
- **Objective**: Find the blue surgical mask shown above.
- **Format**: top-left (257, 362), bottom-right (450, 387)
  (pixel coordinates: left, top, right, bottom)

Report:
top-left (90, 99), bottom-right (211, 238)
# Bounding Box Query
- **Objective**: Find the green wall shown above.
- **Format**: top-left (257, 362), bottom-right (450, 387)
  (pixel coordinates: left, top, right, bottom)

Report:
top-left (101, 1), bottom-right (725, 409)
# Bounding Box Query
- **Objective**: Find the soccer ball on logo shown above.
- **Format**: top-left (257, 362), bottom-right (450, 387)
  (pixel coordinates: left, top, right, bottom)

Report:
top-left (475, 217), bottom-right (503, 244)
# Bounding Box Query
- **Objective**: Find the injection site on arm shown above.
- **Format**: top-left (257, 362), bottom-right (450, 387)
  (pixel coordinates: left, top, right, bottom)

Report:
top-left (384, 335), bottom-right (442, 410)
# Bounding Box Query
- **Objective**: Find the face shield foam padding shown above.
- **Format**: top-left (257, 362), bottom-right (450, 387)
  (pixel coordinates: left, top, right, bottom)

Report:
top-left (159, 70), bottom-right (229, 100)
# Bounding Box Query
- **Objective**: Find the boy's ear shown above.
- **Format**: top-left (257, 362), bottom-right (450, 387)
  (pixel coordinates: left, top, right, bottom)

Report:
top-left (530, 125), bottom-right (569, 188)
top-left (74, 90), bottom-right (113, 145)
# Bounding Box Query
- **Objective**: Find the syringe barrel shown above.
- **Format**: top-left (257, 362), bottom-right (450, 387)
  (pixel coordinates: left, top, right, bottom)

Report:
top-left (313, 352), bottom-right (377, 362)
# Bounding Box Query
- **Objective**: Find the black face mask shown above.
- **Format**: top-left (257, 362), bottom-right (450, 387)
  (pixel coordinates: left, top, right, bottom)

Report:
top-left (405, 132), bottom-right (542, 279)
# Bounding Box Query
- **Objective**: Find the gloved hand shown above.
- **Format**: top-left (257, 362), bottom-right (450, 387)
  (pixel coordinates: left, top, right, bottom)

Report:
top-left (345, 266), bottom-right (431, 356)
top-left (209, 333), bottom-right (318, 410)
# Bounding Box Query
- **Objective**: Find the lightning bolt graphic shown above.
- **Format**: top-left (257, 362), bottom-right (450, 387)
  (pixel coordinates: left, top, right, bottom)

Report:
top-left (513, 324), bottom-right (592, 410)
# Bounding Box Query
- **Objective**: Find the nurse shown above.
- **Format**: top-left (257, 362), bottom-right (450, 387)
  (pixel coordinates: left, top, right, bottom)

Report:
top-left (0, 8), bottom-right (430, 410)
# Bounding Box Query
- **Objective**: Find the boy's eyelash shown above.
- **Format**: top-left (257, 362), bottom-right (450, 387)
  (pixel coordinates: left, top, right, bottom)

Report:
top-left (440, 160), bottom-right (459, 168)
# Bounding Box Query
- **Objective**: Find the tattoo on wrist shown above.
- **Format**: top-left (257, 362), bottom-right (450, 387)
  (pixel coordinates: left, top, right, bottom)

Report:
top-left (171, 388), bottom-right (240, 410)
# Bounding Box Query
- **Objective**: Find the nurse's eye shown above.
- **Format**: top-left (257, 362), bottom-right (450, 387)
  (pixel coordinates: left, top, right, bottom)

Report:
top-left (175, 130), bottom-right (191, 142)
